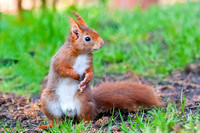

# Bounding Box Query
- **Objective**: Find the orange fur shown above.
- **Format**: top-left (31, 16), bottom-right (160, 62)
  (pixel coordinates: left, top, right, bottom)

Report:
top-left (92, 81), bottom-right (161, 114)
top-left (75, 86), bottom-right (95, 121)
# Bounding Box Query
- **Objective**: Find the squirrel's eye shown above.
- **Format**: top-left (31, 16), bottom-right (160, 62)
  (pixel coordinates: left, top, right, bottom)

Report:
top-left (85, 37), bottom-right (91, 42)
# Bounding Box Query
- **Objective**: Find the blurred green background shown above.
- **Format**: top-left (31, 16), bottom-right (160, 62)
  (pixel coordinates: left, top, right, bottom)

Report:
top-left (0, 1), bottom-right (200, 95)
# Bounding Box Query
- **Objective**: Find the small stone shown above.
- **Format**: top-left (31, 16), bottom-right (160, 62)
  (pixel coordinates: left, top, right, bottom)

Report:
top-left (0, 99), bottom-right (6, 105)
top-left (17, 115), bottom-right (28, 122)
top-left (95, 116), bottom-right (110, 126)
top-left (185, 64), bottom-right (197, 74)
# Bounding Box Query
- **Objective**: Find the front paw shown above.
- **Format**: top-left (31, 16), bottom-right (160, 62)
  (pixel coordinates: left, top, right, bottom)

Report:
top-left (72, 73), bottom-right (80, 81)
top-left (78, 82), bottom-right (87, 93)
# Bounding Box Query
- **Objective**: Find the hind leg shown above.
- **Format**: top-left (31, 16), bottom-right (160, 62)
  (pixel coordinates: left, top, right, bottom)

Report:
top-left (38, 89), bottom-right (64, 129)
top-left (79, 101), bottom-right (95, 121)
top-left (75, 87), bottom-right (95, 122)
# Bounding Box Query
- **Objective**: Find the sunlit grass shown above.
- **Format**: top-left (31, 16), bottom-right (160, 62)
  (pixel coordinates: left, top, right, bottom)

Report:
top-left (1, 101), bottom-right (199, 132)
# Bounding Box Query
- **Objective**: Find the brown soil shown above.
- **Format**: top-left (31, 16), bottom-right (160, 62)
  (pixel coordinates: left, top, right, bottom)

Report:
top-left (0, 64), bottom-right (200, 132)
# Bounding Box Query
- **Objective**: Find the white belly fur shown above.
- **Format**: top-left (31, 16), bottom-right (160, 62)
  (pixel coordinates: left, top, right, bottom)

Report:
top-left (55, 54), bottom-right (89, 118)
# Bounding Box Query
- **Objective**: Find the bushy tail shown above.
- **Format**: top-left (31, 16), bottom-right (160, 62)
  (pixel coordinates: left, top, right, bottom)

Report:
top-left (92, 81), bottom-right (161, 114)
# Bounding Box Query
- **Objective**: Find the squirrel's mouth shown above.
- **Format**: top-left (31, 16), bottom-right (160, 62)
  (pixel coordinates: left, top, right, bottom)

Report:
top-left (92, 43), bottom-right (104, 52)
top-left (92, 49), bottom-right (99, 52)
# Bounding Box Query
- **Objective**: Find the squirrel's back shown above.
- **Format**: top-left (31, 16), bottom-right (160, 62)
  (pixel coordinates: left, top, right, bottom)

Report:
top-left (92, 81), bottom-right (161, 114)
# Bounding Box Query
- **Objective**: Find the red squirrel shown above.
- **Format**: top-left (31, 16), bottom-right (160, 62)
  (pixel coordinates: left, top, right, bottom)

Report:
top-left (38, 12), bottom-right (161, 129)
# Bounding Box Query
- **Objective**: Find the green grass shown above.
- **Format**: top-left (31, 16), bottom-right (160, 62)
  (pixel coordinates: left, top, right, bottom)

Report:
top-left (48, 102), bottom-right (200, 132)
top-left (1, 2), bottom-right (200, 132)
top-left (1, 102), bottom-right (200, 132)
top-left (1, 2), bottom-right (200, 95)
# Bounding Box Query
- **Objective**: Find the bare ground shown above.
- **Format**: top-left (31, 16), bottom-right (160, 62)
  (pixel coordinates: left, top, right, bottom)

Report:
top-left (0, 64), bottom-right (200, 132)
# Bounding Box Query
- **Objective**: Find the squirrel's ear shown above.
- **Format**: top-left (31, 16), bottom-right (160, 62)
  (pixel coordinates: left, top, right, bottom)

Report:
top-left (68, 16), bottom-right (82, 39)
top-left (71, 11), bottom-right (87, 27)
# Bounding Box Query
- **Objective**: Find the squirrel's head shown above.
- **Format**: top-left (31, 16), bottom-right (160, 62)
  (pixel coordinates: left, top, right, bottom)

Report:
top-left (68, 12), bottom-right (104, 53)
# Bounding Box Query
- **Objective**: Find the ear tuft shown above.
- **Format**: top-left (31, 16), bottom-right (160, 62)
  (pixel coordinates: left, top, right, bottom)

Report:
top-left (71, 11), bottom-right (87, 27)
top-left (68, 16), bottom-right (76, 25)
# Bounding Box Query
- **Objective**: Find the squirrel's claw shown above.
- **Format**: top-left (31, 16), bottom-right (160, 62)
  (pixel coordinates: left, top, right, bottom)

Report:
top-left (78, 84), bottom-right (86, 93)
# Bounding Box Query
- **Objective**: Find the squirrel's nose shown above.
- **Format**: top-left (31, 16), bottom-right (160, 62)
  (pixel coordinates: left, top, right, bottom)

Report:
top-left (100, 40), bottom-right (104, 46)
